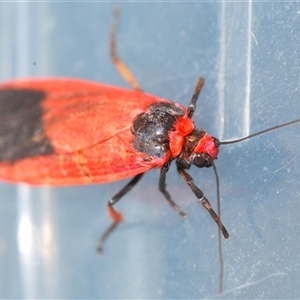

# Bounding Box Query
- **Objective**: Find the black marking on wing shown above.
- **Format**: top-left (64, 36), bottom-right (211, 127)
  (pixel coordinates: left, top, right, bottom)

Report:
top-left (0, 88), bottom-right (54, 162)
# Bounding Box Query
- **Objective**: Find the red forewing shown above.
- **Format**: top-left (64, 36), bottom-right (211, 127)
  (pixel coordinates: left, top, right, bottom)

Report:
top-left (0, 78), bottom-right (177, 185)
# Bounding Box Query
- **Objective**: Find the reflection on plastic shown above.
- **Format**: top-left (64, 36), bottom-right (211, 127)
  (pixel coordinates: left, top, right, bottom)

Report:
top-left (17, 185), bottom-right (57, 298)
top-left (217, 2), bottom-right (252, 141)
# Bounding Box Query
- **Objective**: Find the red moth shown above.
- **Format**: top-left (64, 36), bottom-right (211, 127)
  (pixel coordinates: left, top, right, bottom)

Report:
top-left (0, 75), bottom-right (229, 243)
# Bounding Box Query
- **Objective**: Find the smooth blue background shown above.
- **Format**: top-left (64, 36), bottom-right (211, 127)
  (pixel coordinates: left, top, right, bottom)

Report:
top-left (0, 2), bottom-right (300, 299)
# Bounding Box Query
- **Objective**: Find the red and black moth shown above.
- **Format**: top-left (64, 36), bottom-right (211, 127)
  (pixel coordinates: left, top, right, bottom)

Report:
top-left (0, 75), bottom-right (229, 240)
top-left (0, 8), bottom-right (299, 294)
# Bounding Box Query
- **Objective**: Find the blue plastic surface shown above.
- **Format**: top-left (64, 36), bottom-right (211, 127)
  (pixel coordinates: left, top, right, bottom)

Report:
top-left (0, 2), bottom-right (300, 298)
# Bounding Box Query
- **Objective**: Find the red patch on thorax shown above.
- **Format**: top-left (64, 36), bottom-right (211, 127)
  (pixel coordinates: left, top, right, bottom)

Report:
top-left (168, 117), bottom-right (194, 158)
